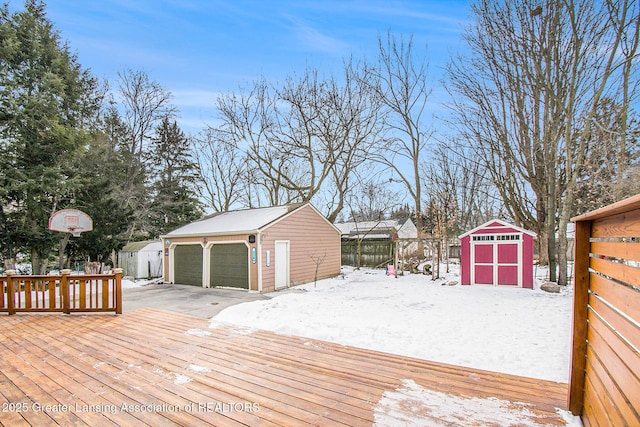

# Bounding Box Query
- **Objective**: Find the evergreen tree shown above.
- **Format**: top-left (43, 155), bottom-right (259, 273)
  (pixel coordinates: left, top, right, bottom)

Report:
top-left (0, 1), bottom-right (100, 273)
top-left (145, 118), bottom-right (202, 236)
top-left (64, 135), bottom-right (134, 267)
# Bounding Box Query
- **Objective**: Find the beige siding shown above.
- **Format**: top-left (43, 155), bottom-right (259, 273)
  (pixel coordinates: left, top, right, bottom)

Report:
top-left (163, 234), bottom-right (259, 291)
top-left (260, 205), bottom-right (340, 292)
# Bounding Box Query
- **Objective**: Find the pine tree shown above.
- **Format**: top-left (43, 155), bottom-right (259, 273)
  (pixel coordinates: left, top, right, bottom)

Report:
top-left (145, 118), bottom-right (202, 236)
top-left (0, 1), bottom-right (100, 273)
top-left (64, 135), bottom-right (134, 268)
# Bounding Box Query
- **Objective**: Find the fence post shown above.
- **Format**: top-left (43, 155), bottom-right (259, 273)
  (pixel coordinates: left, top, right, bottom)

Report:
top-left (567, 220), bottom-right (591, 415)
top-left (61, 269), bottom-right (71, 314)
top-left (6, 270), bottom-right (16, 315)
top-left (113, 268), bottom-right (123, 315)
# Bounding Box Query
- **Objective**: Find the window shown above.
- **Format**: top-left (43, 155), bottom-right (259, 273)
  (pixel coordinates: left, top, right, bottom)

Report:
top-left (472, 235), bottom-right (495, 241)
top-left (497, 234), bottom-right (520, 241)
top-left (472, 234), bottom-right (521, 241)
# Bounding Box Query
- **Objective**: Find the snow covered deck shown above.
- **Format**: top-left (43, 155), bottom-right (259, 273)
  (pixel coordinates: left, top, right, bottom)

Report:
top-left (0, 308), bottom-right (571, 426)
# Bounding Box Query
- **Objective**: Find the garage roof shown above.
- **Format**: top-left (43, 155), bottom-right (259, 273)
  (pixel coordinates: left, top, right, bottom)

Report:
top-left (163, 205), bottom-right (295, 237)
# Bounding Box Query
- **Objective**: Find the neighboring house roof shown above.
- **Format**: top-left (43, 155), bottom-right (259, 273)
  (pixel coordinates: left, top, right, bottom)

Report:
top-left (162, 203), bottom-right (338, 238)
top-left (335, 219), bottom-right (417, 240)
top-left (458, 219), bottom-right (537, 239)
top-left (120, 240), bottom-right (162, 252)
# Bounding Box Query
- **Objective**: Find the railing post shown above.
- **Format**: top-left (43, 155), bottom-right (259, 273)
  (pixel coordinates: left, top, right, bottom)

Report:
top-left (61, 269), bottom-right (71, 314)
top-left (6, 270), bottom-right (16, 315)
top-left (113, 268), bottom-right (123, 315)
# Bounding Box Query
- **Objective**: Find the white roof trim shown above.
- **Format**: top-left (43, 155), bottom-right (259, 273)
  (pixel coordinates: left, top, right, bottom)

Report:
top-left (458, 219), bottom-right (537, 239)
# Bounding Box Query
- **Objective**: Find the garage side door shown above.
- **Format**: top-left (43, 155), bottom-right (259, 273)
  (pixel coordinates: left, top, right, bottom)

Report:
top-left (174, 245), bottom-right (203, 286)
top-left (210, 244), bottom-right (248, 289)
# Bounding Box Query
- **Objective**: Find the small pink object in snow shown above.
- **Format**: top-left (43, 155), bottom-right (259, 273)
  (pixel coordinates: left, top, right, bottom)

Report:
top-left (386, 264), bottom-right (396, 276)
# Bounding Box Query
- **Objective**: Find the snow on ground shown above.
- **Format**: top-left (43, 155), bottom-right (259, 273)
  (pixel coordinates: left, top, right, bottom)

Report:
top-left (213, 264), bottom-right (574, 384)
top-left (121, 277), bottom-right (161, 289)
top-left (373, 380), bottom-right (582, 427)
top-left (212, 264), bottom-right (581, 425)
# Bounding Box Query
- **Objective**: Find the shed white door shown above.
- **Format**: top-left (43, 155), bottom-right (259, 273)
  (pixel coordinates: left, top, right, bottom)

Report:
top-left (274, 241), bottom-right (289, 290)
top-left (471, 234), bottom-right (521, 286)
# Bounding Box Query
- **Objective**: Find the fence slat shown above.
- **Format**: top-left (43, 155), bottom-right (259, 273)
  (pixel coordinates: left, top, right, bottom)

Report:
top-left (589, 293), bottom-right (640, 352)
top-left (591, 208), bottom-right (640, 238)
top-left (0, 277), bottom-right (5, 310)
top-left (585, 349), bottom-right (628, 426)
top-left (48, 278), bottom-right (56, 309)
top-left (590, 256), bottom-right (640, 289)
top-left (590, 241), bottom-right (640, 263)
top-left (583, 368), bottom-right (616, 427)
top-left (589, 273), bottom-right (640, 324)
top-left (101, 279), bottom-right (109, 308)
top-left (587, 313), bottom-right (640, 423)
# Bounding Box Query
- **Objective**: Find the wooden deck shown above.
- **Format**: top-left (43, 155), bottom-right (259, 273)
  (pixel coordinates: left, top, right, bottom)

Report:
top-left (0, 308), bottom-right (570, 426)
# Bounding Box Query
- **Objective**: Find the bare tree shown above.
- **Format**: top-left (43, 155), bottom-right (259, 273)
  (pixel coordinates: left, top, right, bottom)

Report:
top-left (446, 0), bottom-right (639, 284)
top-left (216, 61), bottom-right (383, 220)
top-left (194, 128), bottom-right (247, 212)
top-left (116, 68), bottom-right (176, 162)
top-left (107, 68), bottom-right (177, 238)
top-left (364, 33), bottom-right (434, 237)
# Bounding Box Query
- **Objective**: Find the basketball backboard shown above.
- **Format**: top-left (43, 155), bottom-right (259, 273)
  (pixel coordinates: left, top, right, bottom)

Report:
top-left (49, 209), bottom-right (93, 237)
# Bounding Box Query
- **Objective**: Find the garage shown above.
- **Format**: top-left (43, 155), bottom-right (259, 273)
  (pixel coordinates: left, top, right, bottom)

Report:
top-left (173, 244), bottom-right (203, 286)
top-left (210, 243), bottom-right (249, 289)
top-left (459, 220), bottom-right (536, 288)
top-left (161, 203), bottom-right (341, 292)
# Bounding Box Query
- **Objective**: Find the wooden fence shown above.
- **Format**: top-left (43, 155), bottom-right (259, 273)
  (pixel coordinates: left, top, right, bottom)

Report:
top-left (568, 194), bottom-right (640, 425)
top-left (0, 268), bottom-right (122, 315)
top-left (341, 239), bottom-right (395, 268)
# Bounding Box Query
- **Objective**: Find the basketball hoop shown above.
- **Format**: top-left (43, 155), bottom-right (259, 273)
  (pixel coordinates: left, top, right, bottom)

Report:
top-left (49, 209), bottom-right (93, 237)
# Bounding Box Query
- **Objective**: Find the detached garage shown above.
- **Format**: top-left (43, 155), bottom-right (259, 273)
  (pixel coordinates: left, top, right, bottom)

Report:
top-left (459, 219), bottom-right (536, 288)
top-left (161, 203), bottom-right (341, 293)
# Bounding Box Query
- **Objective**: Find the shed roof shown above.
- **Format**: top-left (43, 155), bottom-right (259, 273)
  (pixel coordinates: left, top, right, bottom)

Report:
top-left (121, 240), bottom-right (162, 252)
top-left (458, 219), bottom-right (537, 239)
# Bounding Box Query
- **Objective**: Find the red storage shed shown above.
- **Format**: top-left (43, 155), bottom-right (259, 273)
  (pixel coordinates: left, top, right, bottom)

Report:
top-left (459, 219), bottom-right (536, 288)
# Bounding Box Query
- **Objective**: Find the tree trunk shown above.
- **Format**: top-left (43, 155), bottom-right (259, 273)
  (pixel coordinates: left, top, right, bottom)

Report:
top-left (30, 248), bottom-right (47, 275)
top-left (557, 215), bottom-right (569, 286)
top-left (547, 191), bottom-right (557, 282)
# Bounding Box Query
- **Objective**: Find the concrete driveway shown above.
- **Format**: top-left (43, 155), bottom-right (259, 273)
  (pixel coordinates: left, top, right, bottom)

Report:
top-left (122, 283), bottom-right (271, 318)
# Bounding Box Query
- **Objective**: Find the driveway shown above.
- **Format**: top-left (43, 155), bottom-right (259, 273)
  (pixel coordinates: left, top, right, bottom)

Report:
top-left (122, 283), bottom-right (271, 318)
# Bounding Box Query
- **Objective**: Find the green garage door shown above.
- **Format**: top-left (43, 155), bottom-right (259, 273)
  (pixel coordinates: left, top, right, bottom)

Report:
top-left (210, 243), bottom-right (248, 289)
top-left (174, 245), bottom-right (203, 286)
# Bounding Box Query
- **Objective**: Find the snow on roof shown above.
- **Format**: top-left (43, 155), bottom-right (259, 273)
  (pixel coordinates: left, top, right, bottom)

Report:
top-left (121, 240), bottom-right (162, 252)
top-left (164, 205), bottom-right (295, 237)
top-left (335, 219), bottom-right (417, 239)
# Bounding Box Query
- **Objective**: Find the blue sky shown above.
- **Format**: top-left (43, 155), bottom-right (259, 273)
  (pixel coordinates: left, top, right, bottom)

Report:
top-left (12, 0), bottom-right (471, 132)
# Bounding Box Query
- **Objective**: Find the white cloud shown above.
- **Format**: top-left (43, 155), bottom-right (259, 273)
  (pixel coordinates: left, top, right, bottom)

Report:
top-left (285, 16), bottom-right (351, 55)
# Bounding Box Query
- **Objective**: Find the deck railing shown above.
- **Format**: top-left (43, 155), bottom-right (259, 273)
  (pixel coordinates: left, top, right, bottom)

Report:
top-left (568, 194), bottom-right (640, 425)
top-left (0, 268), bottom-right (122, 315)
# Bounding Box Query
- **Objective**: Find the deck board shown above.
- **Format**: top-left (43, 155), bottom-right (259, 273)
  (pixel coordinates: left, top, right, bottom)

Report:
top-left (1, 308), bottom-right (570, 426)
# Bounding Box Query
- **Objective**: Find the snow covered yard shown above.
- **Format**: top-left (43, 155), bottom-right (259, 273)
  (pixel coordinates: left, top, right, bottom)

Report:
top-left (213, 264), bottom-right (574, 384)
